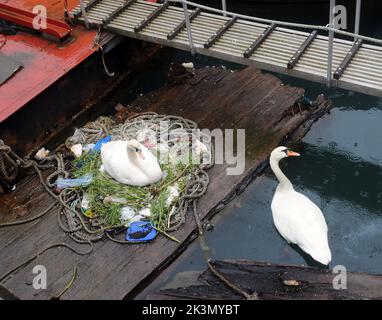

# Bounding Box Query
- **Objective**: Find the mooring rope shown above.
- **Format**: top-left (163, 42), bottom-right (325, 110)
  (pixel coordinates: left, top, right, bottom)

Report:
top-left (0, 113), bottom-right (212, 244)
top-left (53, 265), bottom-right (78, 299)
top-left (93, 27), bottom-right (115, 77)
top-left (63, 113), bottom-right (212, 239)
top-left (0, 202), bottom-right (58, 228)
top-left (0, 242), bottom-right (93, 284)
top-left (0, 114), bottom-right (248, 299)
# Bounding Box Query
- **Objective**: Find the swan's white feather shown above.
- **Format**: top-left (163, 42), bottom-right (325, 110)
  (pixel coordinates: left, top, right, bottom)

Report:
top-left (101, 140), bottom-right (162, 186)
top-left (270, 146), bottom-right (331, 265)
top-left (272, 188), bottom-right (331, 265)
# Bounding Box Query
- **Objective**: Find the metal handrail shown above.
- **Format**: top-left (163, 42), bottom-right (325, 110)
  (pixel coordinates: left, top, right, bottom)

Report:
top-left (170, 0), bottom-right (379, 87)
top-left (327, 0), bottom-right (335, 86)
top-left (170, 0), bottom-right (382, 46)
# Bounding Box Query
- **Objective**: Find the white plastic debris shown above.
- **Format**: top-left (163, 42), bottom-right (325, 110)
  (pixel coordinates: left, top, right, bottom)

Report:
top-left (70, 144), bottom-right (83, 158)
top-left (68, 128), bottom-right (85, 145)
top-left (83, 143), bottom-right (95, 153)
top-left (122, 214), bottom-right (145, 227)
top-left (104, 196), bottom-right (127, 205)
top-left (151, 143), bottom-right (169, 157)
top-left (34, 147), bottom-right (50, 160)
top-left (193, 139), bottom-right (208, 155)
top-left (136, 128), bottom-right (156, 146)
top-left (120, 206), bottom-right (136, 222)
top-left (129, 215), bottom-right (144, 224)
top-left (56, 174), bottom-right (93, 189)
top-left (182, 62), bottom-right (194, 69)
top-left (166, 184), bottom-right (180, 207)
top-left (139, 207), bottom-right (151, 218)
top-left (136, 130), bottom-right (148, 143)
top-left (81, 194), bottom-right (91, 210)
top-left (99, 165), bottom-right (105, 173)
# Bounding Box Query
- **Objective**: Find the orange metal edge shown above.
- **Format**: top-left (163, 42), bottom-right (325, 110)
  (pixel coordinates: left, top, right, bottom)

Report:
top-left (0, 3), bottom-right (72, 39)
top-left (0, 0), bottom-right (97, 122)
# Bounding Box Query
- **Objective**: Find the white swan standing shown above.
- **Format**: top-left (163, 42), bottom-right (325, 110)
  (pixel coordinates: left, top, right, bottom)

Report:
top-left (270, 146), bottom-right (332, 265)
top-left (101, 139), bottom-right (162, 187)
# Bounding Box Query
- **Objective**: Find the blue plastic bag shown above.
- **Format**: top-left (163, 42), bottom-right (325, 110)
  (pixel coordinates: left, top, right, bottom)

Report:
top-left (56, 174), bottom-right (93, 189)
top-left (92, 136), bottom-right (111, 153)
top-left (125, 221), bottom-right (158, 242)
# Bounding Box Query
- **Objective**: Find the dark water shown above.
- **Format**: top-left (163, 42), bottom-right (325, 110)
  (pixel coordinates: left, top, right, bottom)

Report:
top-left (1, 0), bottom-right (377, 300)
top-left (111, 1), bottom-right (382, 296)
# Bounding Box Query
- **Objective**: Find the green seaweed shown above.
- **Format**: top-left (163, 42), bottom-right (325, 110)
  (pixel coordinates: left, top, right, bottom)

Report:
top-left (71, 151), bottom-right (196, 230)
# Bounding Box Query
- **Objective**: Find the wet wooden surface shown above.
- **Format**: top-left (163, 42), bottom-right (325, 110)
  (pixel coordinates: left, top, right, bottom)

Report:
top-left (0, 66), bottom-right (331, 299)
top-left (150, 260), bottom-right (382, 300)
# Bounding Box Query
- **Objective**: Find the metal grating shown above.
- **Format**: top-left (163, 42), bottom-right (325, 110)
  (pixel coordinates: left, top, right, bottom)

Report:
top-left (70, 0), bottom-right (382, 98)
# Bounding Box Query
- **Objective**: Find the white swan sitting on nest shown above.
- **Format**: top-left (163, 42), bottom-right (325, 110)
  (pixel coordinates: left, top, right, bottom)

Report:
top-left (101, 139), bottom-right (162, 187)
top-left (270, 146), bottom-right (331, 265)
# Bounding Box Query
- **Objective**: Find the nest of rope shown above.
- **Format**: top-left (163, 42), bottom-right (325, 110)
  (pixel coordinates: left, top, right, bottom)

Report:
top-left (59, 112), bottom-right (212, 244)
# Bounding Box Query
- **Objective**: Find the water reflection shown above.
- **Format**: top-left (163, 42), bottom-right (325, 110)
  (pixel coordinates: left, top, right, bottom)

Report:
top-left (283, 142), bottom-right (382, 216)
top-left (344, 219), bottom-right (382, 259)
top-left (148, 109), bottom-right (382, 285)
top-left (133, 0), bottom-right (382, 299)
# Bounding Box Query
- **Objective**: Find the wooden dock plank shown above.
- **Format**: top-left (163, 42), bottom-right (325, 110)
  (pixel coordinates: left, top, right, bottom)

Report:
top-left (0, 66), bottom-right (330, 299)
top-left (152, 260), bottom-right (382, 300)
top-left (0, 173), bottom-right (55, 251)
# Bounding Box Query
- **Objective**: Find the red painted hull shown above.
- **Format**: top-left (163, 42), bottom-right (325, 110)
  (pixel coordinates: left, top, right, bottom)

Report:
top-left (0, 0), bottom-right (97, 122)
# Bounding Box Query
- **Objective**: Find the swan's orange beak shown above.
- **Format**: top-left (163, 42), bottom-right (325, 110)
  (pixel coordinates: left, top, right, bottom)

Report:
top-left (137, 150), bottom-right (145, 160)
top-left (287, 150), bottom-right (300, 157)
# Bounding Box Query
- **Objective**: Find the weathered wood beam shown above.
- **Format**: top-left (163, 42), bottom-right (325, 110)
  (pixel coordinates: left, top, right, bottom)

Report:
top-left (156, 260), bottom-right (382, 300)
top-left (0, 67), bottom-right (331, 300)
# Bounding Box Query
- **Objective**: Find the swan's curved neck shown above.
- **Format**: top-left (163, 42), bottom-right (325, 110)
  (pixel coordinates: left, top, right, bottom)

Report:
top-left (127, 148), bottom-right (141, 167)
top-left (270, 158), bottom-right (293, 190)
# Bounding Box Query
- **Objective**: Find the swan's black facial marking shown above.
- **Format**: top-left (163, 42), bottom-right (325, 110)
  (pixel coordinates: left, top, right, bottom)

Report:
top-left (283, 148), bottom-right (289, 155)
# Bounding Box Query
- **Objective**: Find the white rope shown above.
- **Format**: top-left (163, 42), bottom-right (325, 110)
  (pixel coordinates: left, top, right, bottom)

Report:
top-left (100, 45), bottom-right (115, 77)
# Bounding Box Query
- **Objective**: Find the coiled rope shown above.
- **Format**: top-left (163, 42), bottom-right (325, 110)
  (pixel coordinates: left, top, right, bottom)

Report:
top-left (0, 114), bottom-right (252, 299)
top-left (1, 113), bottom-right (212, 244)
top-left (64, 112), bottom-right (212, 240)
top-left (0, 112), bottom-right (212, 292)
